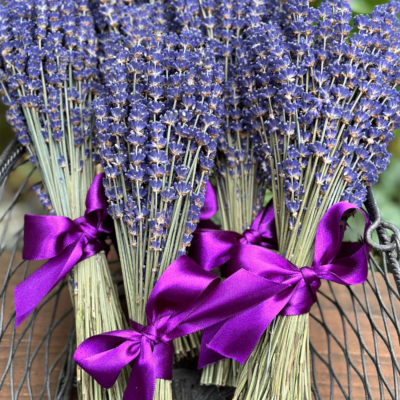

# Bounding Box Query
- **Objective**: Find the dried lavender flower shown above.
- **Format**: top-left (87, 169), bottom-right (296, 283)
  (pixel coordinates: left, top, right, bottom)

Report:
top-left (33, 185), bottom-right (56, 215)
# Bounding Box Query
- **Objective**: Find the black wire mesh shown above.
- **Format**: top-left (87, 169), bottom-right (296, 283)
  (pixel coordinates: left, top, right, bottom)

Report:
top-left (0, 140), bottom-right (399, 400)
top-left (310, 189), bottom-right (400, 400)
top-left (0, 141), bottom-right (76, 399)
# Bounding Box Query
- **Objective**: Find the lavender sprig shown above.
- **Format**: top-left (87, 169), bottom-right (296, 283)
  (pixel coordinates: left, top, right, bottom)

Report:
top-left (32, 185), bottom-right (56, 214)
top-left (234, 1), bottom-right (400, 398)
top-left (0, 1), bottom-right (128, 398)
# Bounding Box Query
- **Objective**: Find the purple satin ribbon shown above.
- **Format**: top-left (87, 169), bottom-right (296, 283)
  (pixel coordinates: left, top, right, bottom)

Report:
top-left (74, 202), bottom-right (370, 398)
top-left (191, 200), bottom-right (278, 271)
top-left (197, 202), bottom-right (370, 367)
top-left (74, 255), bottom-right (286, 400)
top-left (200, 181), bottom-right (218, 220)
top-left (197, 181), bottom-right (220, 230)
top-left (15, 174), bottom-right (113, 327)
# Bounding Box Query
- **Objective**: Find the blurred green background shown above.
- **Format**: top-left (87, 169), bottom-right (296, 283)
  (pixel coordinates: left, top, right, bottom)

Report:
top-left (0, 0), bottom-right (399, 228)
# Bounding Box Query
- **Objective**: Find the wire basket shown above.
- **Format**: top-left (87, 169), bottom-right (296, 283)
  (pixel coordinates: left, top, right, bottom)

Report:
top-left (310, 188), bottom-right (400, 400)
top-left (0, 140), bottom-right (399, 400)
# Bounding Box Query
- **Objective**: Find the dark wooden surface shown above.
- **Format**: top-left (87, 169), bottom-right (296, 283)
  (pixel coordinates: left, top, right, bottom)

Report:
top-left (310, 276), bottom-right (400, 400)
top-left (0, 251), bottom-right (73, 399)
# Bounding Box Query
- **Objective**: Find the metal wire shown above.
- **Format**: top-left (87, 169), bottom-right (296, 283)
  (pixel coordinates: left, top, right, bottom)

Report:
top-left (0, 139), bottom-right (24, 187)
top-left (0, 141), bottom-right (399, 400)
top-left (0, 145), bottom-right (75, 399)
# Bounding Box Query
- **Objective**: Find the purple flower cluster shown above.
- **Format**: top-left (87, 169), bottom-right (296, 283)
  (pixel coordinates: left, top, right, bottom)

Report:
top-left (90, 0), bottom-right (174, 43)
top-left (0, 0), bottom-right (99, 154)
top-left (96, 24), bottom-right (223, 279)
top-left (243, 0), bottom-right (400, 236)
top-left (171, 0), bottom-right (290, 231)
top-left (0, 0), bottom-right (100, 216)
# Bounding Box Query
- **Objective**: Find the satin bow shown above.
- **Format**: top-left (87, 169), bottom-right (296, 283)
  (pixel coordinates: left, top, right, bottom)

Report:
top-left (198, 202), bottom-right (370, 367)
top-left (74, 255), bottom-right (286, 400)
top-left (15, 174), bottom-right (113, 327)
top-left (191, 200), bottom-right (278, 271)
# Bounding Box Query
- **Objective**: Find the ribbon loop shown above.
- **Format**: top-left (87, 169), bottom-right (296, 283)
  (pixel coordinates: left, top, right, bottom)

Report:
top-left (190, 200), bottom-right (278, 271)
top-left (15, 174), bottom-right (112, 327)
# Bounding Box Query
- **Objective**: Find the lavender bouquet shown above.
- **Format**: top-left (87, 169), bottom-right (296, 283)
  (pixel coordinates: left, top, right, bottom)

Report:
top-left (231, 1), bottom-right (400, 398)
top-left (0, 0), bottom-right (128, 397)
top-left (172, 0), bottom-right (286, 387)
top-left (90, 0), bottom-right (215, 361)
top-left (92, 3), bottom-right (224, 397)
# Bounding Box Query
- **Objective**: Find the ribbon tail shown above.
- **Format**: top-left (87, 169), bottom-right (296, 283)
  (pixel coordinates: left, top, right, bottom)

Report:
top-left (198, 321), bottom-right (226, 367)
top-left (200, 181), bottom-right (218, 220)
top-left (204, 291), bottom-right (292, 365)
top-left (153, 342), bottom-right (174, 380)
top-left (15, 238), bottom-right (84, 327)
top-left (124, 339), bottom-right (156, 400)
top-left (168, 269), bottom-right (289, 342)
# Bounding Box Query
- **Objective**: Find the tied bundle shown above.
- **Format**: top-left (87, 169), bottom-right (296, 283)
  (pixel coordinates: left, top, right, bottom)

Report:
top-left (172, 0), bottom-right (288, 387)
top-left (0, 0), bottom-right (129, 397)
top-left (91, 0), bottom-right (223, 361)
top-left (92, 3), bottom-right (224, 397)
top-left (228, 0), bottom-right (400, 398)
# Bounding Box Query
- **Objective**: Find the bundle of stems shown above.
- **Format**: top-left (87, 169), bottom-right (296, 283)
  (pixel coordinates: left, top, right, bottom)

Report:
top-left (232, 0), bottom-right (400, 398)
top-left (0, 1), bottom-right (128, 398)
top-left (177, 0), bottom-right (287, 387)
top-left (92, 3), bottom-right (224, 396)
top-left (89, 0), bottom-right (206, 362)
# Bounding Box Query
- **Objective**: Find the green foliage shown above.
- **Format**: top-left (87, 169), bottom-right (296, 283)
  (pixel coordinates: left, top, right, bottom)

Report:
top-left (351, 0), bottom-right (389, 14)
